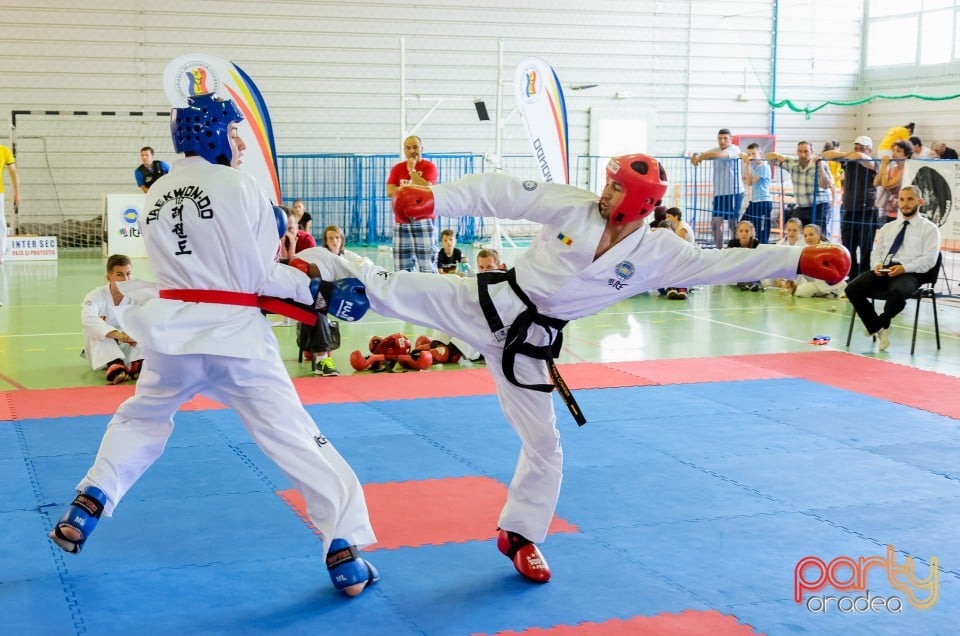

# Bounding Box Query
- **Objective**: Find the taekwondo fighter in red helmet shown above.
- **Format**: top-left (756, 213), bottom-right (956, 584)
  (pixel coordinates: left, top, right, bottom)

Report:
top-left (48, 93), bottom-right (378, 597)
top-left (293, 154), bottom-right (850, 583)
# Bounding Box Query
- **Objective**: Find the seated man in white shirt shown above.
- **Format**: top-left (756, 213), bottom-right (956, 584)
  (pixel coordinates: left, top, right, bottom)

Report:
top-left (845, 185), bottom-right (941, 351)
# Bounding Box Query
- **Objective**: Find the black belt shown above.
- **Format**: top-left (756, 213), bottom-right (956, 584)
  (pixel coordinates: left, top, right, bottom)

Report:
top-left (477, 269), bottom-right (586, 426)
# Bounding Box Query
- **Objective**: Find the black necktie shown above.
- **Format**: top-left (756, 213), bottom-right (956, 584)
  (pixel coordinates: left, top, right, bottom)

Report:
top-left (884, 220), bottom-right (909, 266)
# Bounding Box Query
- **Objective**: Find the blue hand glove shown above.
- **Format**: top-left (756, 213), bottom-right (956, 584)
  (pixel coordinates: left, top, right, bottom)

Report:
top-left (309, 277), bottom-right (369, 322)
top-left (329, 278), bottom-right (369, 322)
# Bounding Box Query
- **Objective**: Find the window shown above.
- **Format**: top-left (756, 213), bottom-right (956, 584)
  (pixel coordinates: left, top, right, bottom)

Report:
top-left (866, 0), bottom-right (960, 67)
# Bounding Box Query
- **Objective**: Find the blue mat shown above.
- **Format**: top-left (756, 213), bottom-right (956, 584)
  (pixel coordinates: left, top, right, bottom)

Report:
top-left (4, 377), bottom-right (960, 635)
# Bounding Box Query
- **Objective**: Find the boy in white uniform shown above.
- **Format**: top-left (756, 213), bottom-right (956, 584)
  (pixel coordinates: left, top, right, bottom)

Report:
top-left (49, 93), bottom-right (378, 597)
top-left (293, 154), bottom-right (851, 584)
top-left (80, 253), bottom-right (144, 384)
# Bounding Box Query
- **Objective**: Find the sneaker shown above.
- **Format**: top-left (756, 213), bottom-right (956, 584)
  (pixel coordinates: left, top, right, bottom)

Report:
top-left (877, 327), bottom-right (891, 351)
top-left (675, 290), bottom-right (688, 300)
top-left (317, 357), bottom-right (340, 377)
top-left (666, 289), bottom-right (679, 299)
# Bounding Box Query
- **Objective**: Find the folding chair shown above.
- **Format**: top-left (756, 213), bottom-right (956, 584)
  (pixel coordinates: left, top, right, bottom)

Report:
top-left (846, 253), bottom-right (942, 355)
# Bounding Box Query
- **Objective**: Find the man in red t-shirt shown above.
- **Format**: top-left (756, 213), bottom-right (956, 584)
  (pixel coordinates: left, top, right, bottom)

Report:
top-left (386, 135), bottom-right (439, 271)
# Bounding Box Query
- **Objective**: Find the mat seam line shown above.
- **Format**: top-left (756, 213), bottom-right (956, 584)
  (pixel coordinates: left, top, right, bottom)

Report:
top-left (14, 420), bottom-right (87, 635)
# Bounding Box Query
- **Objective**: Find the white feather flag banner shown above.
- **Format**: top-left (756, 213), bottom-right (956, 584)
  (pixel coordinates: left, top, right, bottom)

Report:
top-left (514, 57), bottom-right (570, 184)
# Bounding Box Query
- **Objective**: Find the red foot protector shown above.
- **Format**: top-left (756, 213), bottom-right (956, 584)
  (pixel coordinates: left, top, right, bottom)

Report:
top-left (497, 529), bottom-right (551, 582)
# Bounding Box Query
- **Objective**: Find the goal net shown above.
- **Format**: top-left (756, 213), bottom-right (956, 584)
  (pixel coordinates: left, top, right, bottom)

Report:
top-left (10, 109), bottom-right (170, 248)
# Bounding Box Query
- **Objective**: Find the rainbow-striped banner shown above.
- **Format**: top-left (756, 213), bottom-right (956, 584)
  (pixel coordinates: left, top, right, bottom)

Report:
top-left (514, 57), bottom-right (569, 184)
top-left (163, 54), bottom-right (281, 204)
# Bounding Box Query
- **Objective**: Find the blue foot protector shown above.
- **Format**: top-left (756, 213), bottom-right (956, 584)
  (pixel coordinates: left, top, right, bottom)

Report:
top-left (326, 538), bottom-right (379, 597)
top-left (49, 486), bottom-right (107, 554)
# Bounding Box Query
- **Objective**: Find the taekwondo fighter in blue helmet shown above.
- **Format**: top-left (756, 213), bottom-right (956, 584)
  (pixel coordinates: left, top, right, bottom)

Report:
top-left (293, 154), bottom-right (851, 584)
top-left (49, 92), bottom-right (378, 597)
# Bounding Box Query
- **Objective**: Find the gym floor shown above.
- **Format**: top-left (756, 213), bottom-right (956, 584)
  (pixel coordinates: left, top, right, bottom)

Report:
top-left (1, 247), bottom-right (956, 390)
top-left (1, 248), bottom-right (958, 635)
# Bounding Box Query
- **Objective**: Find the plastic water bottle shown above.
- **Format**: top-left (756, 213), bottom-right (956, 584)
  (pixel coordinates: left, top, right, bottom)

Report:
top-left (457, 257), bottom-right (470, 276)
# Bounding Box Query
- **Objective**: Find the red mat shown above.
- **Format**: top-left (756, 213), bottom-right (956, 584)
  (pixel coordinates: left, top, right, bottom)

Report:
top-left (479, 610), bottom-right (759, 635)
top-left (3, 352), bottom-right (958, 421)
top-left (278, 476), bottom-right (578, 551)
top-left (609, 356), bottom-right (789, 385)
top-left (0, 385), bottom-right (225, 421)
top-left (734, 350), bottom-right (960, 420)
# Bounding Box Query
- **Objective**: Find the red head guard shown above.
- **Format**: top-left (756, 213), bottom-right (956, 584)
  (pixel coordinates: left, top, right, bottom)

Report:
top-left (604, 154), bottom-right (668, 225)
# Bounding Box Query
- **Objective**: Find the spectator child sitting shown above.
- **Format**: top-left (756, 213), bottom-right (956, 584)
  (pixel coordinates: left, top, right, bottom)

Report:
top-left (80, 254), bottom-right (145, 384)
top-left (793, 224), bottom-right (847, 298)
top-left (777, 216), bottom-right (804, 246)
top-left (771, 217), bottom-right (804, 290)
top-left (436, 228), bottom-right (463, 274)
top-left (322, 225), bottom-right (368, 265)
top-left (727, 220), bottom-right (762, 291)
top-left (302, 225), bottom-right (375, 376)
top-left (663, 207), bottom-right (696, 299)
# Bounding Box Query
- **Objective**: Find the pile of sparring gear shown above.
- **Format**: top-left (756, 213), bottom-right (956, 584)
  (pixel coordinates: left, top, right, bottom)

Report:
top-left (349, 333), bottom-right (466, 372)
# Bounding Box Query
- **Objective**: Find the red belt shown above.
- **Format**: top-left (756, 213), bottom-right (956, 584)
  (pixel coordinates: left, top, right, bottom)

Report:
top-left (158, 289), bottom-right (317, 326)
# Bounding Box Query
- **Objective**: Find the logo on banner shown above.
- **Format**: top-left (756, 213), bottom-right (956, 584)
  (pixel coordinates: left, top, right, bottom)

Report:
top-left (167, 58), bottom-right (221, 104)
top-left (522, 68), bottom-right (538, 102)
top-left (119, 207), bottom-right (141, 238)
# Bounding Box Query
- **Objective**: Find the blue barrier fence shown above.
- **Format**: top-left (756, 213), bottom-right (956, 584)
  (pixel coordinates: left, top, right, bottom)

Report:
top-left (278, 154), bottom-right (805, 247)
top-left (277, 153), bottom-right (947, 250)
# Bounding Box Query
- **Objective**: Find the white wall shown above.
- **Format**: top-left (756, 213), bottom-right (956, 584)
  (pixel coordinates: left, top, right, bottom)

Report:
top-left (0, 0), bottom-right (875, 228)
top-left (861, 60), bottom-right (960, 155)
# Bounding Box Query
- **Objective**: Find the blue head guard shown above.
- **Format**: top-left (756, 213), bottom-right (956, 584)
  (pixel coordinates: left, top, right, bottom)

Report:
top-left (170, 93), bottom-right (244, 165)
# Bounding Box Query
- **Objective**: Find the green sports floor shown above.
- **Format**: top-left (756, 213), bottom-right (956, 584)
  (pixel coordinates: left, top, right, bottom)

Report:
top-left (1, 247), bottom-right (956, 391)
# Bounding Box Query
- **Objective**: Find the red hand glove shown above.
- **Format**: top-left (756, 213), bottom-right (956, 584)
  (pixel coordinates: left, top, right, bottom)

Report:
top-left (392, 185), bottom-right (435, 222)
top-left (288, 257), bottom-right (311, 275)
top-left (798, 244), bottom-right (851, 285)
top-left (288, 257), bottom-right (320, 279)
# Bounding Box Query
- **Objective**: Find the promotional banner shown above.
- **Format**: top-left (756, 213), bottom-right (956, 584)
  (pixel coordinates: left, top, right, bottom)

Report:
top-left (514, 57), bottom-right (569, 184)
top-left (5, 236), bottom-right (58, 261)
top-left (163, 53), bottom-right (281, 204)
top-left (902, 159), bottom-right (959, 241)
top-left (104, 194), bottom-right (148, 258)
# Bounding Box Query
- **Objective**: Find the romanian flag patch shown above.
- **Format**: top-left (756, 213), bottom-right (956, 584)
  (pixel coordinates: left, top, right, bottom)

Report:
top-left (557, 233), bottom-right (573, 246)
